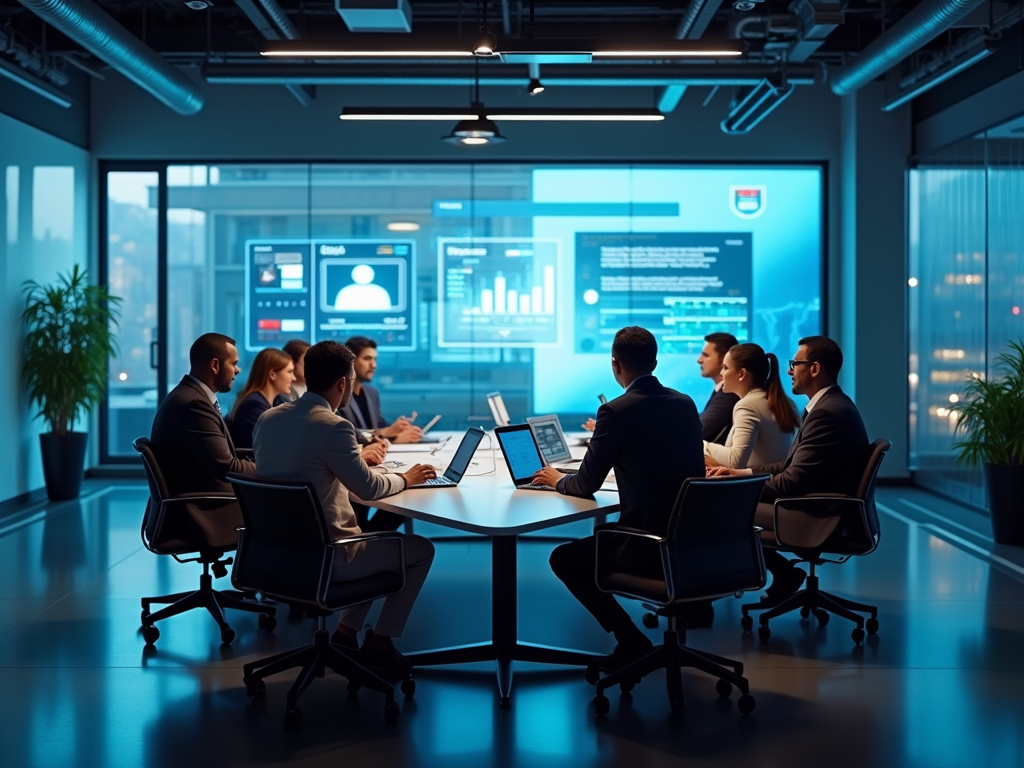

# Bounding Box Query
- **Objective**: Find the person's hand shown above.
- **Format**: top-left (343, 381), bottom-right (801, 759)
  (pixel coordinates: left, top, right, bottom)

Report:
top-left (704, 454), bottom-right (721, 468)
top-left (380, 412), bottom-right (416, 439)
top-left (707, 466), bottom-right (740, 477)
top-left (393, 425), bottom-right (423, 444)
top-left (582, 417), bottom-right (596, 432)
top-left (400, 463), bottom-right (436, 486)
top-left (531, 467), bottom-right (563, 489)
top-left (361, 440), bottom-right (388, 466)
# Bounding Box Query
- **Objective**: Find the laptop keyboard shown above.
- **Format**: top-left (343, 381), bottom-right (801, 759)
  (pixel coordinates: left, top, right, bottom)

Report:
top-left (421, 477), bottom-right (454, 486)
top-left (516, 483), bottom-right (556, 491)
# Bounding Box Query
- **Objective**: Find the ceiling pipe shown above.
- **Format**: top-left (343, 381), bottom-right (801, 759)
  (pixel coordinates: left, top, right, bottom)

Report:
top-left (204, 63), bottom-right (822, 87)
top-left (830, 0), bottom-right (988, 96)
top-left (235, 0), bottom-right (314, 105)
top-left (657, 0), bottom-right (728, 113)
top-left (15, 0), bottom-right (204, 114)
top-left (253, 0), bottom-right (300, 39)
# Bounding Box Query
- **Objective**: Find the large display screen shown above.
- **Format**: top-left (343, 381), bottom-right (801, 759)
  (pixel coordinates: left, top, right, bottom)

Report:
top-left (238, 164), bottom-right (822, 419)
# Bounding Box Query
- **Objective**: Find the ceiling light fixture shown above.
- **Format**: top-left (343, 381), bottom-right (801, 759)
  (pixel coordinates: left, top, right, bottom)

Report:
top-left (261, 38), bottom-right (745, 60)
top-left (442, 114), bottom-right (506, 145)
top-left (339, 107), bottom-right (665, 122)
top-left (474, 27), bottom-right (497, 56)
top-left (387, 221), bottom-right (421, 232)
top-left (527, 77), bottom-right (545, 95)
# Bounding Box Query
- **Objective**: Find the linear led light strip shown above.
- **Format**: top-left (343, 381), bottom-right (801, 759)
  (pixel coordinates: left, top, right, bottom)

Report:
top-left (340, 111), bottom-right (666, 122)
top-left (262, 40), bottom-right (745, 59)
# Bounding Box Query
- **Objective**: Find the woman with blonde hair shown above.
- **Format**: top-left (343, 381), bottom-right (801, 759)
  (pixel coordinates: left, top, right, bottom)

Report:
top-left (705, 342), bottom-right (800, 470)
top-left (228, 347), bottom-right (295, 449)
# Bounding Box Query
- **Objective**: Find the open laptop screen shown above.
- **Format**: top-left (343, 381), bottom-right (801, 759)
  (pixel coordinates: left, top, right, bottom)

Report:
top-left (494, 424), bottom-right (545, 484)
top-left (487, 391), bottom-right (511, 427)
top-left (527, 415), bottom-right (572, 463)
top-left (443, 428), bottom-right (485, 482)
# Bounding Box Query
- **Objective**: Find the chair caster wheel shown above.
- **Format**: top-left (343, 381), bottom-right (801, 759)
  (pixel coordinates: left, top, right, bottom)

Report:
top-left (641, 612), bottom-right (660, 629)
top-left (737, 694), bottom-right (756, 714)
top-left (401, 678), bottom-right (416, 698)
top-left (740, 614), bottom-right (753, 632)
top-left (799, 605), bottom-right (811, 619)
top-left (284, 707), bottom-right (301, 728)
top-left (619, 679), bottom-right (635, 694)
top-left (244, 676), bottom-right (265, 699)
top-left (866, 617), bottom-right (879, 635)
top-left (385, 700), bottom-right (400, 723)
top-left (716, 679), bottom-right (733, 698)
top-left (220, 627), bottom-right (236, 645)
top-left (499, 696), bottom-right (511, 710)
top-left (593, 695), bottom-right (610, 716)
top-left (813, 609), bottom-right (830, 627)
top-left (851, 627), bottom-right (865, 645)
top-left (584, 665), bottom-right (601, 686)
top-left (757, 625), bottom-right (771, 643)
top-left (347, 681), bottom-right (361, 694)
top-left (258, 614), bottom-right (277, 633)
top-left (142, 625), bottom-right (160, 645)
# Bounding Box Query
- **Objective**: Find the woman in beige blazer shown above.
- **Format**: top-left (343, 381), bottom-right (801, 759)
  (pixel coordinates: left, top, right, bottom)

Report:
top-left (704, 343), bottom-right (801, 470)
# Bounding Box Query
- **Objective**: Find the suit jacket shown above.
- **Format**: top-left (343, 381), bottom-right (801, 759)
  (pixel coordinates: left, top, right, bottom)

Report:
top-left (700, 386), bottom-right (740, 444)
top-left (756, 386), bottom-right (869, 501)
top-left (252, 392), bottom-right (405, 545)
top-left (149, 376), bottom-right (256, 497)
top-left (705, 388), bottom-right (795, 469)
top-left (558, 375), bottom-right (705, 538)
top-left (337, 384), bottom-right (386, 431)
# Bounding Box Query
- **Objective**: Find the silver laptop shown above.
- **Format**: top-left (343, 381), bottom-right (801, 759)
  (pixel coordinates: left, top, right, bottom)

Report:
top-left (406, 428), bottom-right (486, 488)
top-left (527, 414), bottom-right (580, 471)
top-left (494, 424), bottom-right (557, 491)
top-left (486, 391), bottom-right (511, 427)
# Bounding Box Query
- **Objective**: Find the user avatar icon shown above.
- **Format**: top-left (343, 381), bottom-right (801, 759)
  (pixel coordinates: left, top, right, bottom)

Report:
top-left (333, 264), bottom-right (393, 310)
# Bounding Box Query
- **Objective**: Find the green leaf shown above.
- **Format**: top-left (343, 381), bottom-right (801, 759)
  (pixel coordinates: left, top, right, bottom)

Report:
top-left (951, 339), bottom-right (1024, 468)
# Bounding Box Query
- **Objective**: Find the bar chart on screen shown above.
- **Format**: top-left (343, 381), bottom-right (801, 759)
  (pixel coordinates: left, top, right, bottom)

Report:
top-left (438, 238), bottom-right (561, 347)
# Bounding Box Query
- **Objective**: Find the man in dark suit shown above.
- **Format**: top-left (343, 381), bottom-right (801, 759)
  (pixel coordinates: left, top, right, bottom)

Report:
top-left (150, 333), bottom-right (256, 496)
top-left (533, 327), bottom-right (705, 669)
top-left (697, 332), bottom-right (740, 443)
top-left (711, 335), bottom-right (869, 600)
top-left (338, 336), bottom-right (422, 444)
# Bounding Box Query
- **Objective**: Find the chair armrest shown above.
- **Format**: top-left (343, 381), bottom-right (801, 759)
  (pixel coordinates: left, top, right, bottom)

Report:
top-left (320, 532), bottom-right (406, 611)
top-left (594, 524), bottom-right (666, 543)
top-left (772, 495), bottom-right (865, 550)
top-left (235, 448), bottom-right (254, 459)
top-left (330, 531), bottom-right (406, 546)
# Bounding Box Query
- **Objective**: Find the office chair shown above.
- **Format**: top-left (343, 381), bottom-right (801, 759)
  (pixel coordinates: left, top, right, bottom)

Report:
top-left (227, 473), bottom-right (412, 726)
top-left (741, 438), bottom-right (891, 645)
top-left (133, 438), bottom-right (276, 646)
top-left (587, 474), bottom-right (769, 716)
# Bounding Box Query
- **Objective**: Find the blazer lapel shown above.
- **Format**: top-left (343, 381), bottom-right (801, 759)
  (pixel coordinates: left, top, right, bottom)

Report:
top-left (181, 376), bottom-right (235, 449)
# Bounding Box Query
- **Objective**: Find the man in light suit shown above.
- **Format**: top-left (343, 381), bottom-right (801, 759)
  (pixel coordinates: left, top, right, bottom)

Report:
top-left (150, 333), bottom-right (256, 496)
top-left (338, 336), bottom-right (422, 444)
top-left (533, 327), bottom-right (706, 669)
top-left (253, 341), bottom-right (436, 673)
top-left (697, 332), bottom-right (740, 444)
top-left (712, 336), bottom-right (869, 600)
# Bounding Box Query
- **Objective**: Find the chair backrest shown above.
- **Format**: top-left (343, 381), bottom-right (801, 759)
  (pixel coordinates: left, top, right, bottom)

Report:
top-left (663, 474), bottom-right (769, 601)
top-left (858, 438), bottom-right (891, 540)
top-left (226, 473), bottom-right (333, 605)
top-left (133, 437), bottom-right (169, 545)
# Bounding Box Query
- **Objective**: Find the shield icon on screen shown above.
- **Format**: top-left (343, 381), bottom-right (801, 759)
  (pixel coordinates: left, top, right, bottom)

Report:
top-left (729, 185), bottom-right (767, 219)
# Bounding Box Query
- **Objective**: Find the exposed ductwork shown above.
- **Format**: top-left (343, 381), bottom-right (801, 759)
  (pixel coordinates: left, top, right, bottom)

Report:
top-left (657, 0), bottom-right (728, 113)
top-left (0, 24), bottom-right (70, 88)
top-left (830, 0), bottom-right (988, 96)
top-left (15, 0), bottom-right (204, 114)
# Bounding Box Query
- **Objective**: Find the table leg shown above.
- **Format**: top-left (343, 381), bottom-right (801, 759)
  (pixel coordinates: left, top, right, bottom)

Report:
top-left (493, 534), bottom-right (517, 708)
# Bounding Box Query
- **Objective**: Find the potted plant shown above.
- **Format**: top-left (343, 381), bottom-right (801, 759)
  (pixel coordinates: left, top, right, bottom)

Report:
top-left (22, 265), bottom-right (121, 501)
top-left (953, 340), bottom-right (1024, 545)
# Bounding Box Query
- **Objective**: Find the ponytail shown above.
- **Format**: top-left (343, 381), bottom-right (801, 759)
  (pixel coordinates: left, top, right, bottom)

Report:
top-left (764, 352), bottom-right (800, 433)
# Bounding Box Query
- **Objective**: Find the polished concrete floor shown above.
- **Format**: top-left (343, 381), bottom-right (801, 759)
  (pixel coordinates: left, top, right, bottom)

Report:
top-left (1, 483), bottom-right (1022, 768)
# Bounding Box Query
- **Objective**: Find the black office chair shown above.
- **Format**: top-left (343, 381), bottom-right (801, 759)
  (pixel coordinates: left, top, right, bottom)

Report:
top-left (227, 473), bottom-right (412, 726)
top-left (588, 474), bottom-right (769, 716)
top-left (741, 438), bottom-right (891, 645)
top-left (133, 437), bottom-right (276, 646)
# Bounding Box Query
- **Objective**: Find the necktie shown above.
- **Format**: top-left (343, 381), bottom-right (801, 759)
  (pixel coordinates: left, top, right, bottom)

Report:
top-left (214, 399), bottom-right (223, 418)
top-left (802, 407), bottom-right (809, 422)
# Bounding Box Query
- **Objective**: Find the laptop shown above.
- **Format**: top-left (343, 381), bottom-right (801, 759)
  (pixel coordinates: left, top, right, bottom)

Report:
top-left (406, 428), bottom-right (486, 488)
top-left (527, 414), bottom-right (581, 471)
top-left (494, 424), bottom-right (558, 491)
top-left (416, 414), bottom-right (443, 444)
top-left (487, 391), bottom-right (511, 427)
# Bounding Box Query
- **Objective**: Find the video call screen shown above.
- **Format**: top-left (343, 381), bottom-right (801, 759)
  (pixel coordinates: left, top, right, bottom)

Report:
top-left (242, 165), bottom-right (822, 415)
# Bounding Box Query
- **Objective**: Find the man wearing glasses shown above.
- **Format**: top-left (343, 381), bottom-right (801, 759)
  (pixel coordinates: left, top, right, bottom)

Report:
top-left (710, 335), bottom-right (868, 601)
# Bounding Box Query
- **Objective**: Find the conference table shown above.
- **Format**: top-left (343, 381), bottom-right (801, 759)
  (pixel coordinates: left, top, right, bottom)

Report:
top-left (359, 433), bottom-right (620, 708)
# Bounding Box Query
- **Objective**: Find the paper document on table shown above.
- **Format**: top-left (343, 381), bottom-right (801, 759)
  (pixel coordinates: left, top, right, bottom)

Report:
top-left (385, 443), bottom-right (437, 453)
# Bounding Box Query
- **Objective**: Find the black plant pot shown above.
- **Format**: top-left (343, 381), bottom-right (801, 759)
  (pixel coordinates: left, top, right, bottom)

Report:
top-left (39, 432), bottom-right (89, 502)
top-left (985, 463), bottom-right (1024, 546)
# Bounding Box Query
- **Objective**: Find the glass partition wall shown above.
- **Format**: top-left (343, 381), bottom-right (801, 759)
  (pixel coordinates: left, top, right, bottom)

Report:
top-left (100, 162), bottom-right (825, 461)
top-left (909, 127), bottom-right (1024, 509)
